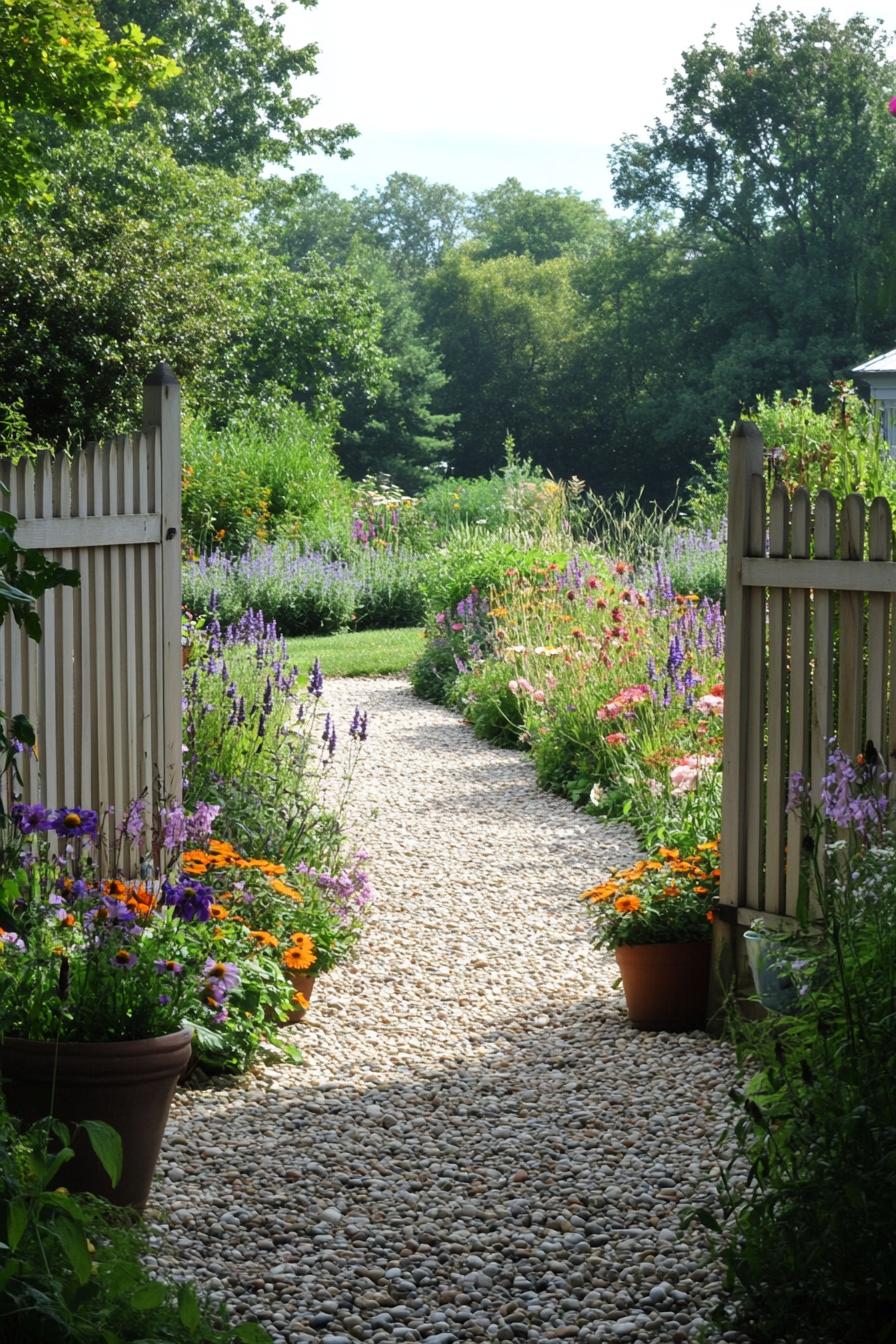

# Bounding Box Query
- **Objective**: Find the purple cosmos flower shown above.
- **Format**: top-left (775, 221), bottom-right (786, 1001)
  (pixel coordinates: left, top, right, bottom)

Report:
top-left (161, 877), bottom-right (214, 923)
top-left (203, 958), bottom-right (240, 998)
top-left (84, 897), bottom-right (137, 935)
top-left (109, 948), bottom-right (138, 970)
top-left (10, 802), bottom-right (52, 835)
top-left (154, 958), bottom-right (185, 976)
top-left (49, 807), bottom-right (98, 840)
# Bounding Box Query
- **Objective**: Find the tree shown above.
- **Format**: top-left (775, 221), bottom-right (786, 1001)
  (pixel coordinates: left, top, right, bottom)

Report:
top-left (426, 250), bottom-right (585, 477)
top-left (354, 173), bottom-right (469, 283)
top-left (468, 178), bottom-right (610, 262)
top-left (0, 0), bottom-right (178, 209)
top-left (611, 8), bottom-right (896, 365)
top-left (96, 0), bottom-right (356, 171)
top-left (0, 130), bottom-right (384, 443)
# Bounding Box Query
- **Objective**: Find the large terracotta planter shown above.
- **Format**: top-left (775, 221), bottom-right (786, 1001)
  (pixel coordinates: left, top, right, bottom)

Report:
top-left (615, 940), bottom-right (711, 1031)
top-left (0, 1028), bottom-right (193, 1208)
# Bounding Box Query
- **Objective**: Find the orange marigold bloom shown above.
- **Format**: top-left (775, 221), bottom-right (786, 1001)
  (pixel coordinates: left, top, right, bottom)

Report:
top-left (249, 929), bottom-right (279, 949)
top-left (614, 894), bottom-right (642, 914)
top-left (270, 878), bottom-right (303, 900)
top-left (291, 992), bottom-right (310, 1011)
top-left (706, 910), bottom-right (715, 922)
top-left (283, 934), bottom-right (316, 971)
top-left (104, 879), bottom-right (127, 897)
top-left (208, 904), bottom-right (229, 920)
top-left (658, 846), bottom-right (680, 860)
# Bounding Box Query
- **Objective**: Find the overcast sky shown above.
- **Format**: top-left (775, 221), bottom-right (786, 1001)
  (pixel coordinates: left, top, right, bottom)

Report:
top-left (284, 0), bottom-right (892, 207)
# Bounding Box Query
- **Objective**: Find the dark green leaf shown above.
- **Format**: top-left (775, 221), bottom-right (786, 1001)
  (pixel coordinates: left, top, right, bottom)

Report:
top-left (80, 1119), bottom-right (123, 1188)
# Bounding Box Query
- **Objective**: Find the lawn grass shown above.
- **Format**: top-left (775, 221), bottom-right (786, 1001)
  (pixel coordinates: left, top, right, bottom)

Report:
top-left (285, 627), bottom-right (424, 678)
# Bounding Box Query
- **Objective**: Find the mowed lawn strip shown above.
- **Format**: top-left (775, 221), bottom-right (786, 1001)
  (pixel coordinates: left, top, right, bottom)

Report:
top-left (285, 627), bottom-right (424, 678)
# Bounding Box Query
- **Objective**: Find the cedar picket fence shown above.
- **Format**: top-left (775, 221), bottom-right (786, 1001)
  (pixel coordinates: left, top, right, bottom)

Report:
top-left (713, 419), bottom-right (896, 1007)
top-left (0, 366), bottom-right (182, 857)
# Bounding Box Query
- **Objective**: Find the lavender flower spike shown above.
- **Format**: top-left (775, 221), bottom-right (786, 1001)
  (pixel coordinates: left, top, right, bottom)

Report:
top-left (308, 657), bottom-right (324, 698)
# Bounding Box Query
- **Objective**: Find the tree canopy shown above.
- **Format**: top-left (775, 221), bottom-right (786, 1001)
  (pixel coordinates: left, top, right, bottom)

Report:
top-left (0, 0), bottom-right (178, 209)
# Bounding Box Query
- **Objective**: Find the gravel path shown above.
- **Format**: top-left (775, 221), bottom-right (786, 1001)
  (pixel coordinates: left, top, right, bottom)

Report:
top-left (150, 677), bottom-right (738, 1344)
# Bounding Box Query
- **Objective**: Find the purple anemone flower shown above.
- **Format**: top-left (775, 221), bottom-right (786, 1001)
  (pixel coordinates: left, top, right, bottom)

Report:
top-left (49, 807), bottom-right (99, 840)
top-left (10, 802), bottom-right (52, 835)
top-left (161, 877), bottom-right (214, 923)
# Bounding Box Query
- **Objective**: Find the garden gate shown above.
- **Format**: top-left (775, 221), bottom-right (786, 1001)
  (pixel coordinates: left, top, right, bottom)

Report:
top-left (714, 420), bottom-right (896, 1008)
top-left (0, 365), bottom-right (183, 844)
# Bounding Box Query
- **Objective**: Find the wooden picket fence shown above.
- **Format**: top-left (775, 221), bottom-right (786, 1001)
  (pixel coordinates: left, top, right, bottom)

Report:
top-left (714, 419), bottom-right (896, 1003)
top-left (0, 365), bottom-right (183, 847)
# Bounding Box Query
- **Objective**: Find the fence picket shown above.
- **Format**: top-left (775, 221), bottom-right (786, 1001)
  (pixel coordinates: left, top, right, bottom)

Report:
top-left (764, 485), bottom-right (790, 915)
top-left (838, 495), bottom-right (866, 760)
top-left (745, 473), bottom-right (767, 910)
top-left (785, 488), bottom-right (811, 921)
top-left (866, 498), bottom-right (891, 768)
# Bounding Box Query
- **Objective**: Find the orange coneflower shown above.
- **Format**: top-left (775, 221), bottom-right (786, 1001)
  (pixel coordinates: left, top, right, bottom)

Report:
top-left (249, 929), bottom-right (279, 949)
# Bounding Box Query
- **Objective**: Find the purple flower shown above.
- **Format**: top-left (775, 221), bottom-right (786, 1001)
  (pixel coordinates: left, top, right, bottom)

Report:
top-left (119, 798), bottom-right (146, 847)
top-left (154, 958), bottom-right (185, 976)
top-left (185, 802), bottom-right (220, 846)
top-left (10, 802), bottom-right (52, 835)
top-left (349, 708), bottom-right (369, 742)
top-left (0, 930), bottom-right (25, 952)
top-left (85, 897), bottom-right (137, 934)
top-left (109, 948), bottom-right (138, 970)
top-left (203, 957), bottom-right (240, 999)
top-left (49, 807), bottom-right (98, 840)
top-left (787, 771), bottom-right (809, 814)
top-left (307, 658), bottom-right (324, 698)
top-left (160, 805), bottom-right (187, 850)
top-left (162, 877), bottom-right (215, 922)
top-left (158, 994), bottom-right (171, 1006)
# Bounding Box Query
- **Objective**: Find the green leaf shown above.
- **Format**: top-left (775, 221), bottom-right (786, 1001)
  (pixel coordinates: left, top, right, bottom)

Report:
top-left (55, 1216), bottom-right (92, 1285)
top-left (131, 1282), bottom-right (170, 1310)
top-left (80, 1119), bottom-right (123, 1187)
top-left (234, 1324), bottom-right (274, 1343)
top-left (178, 1282), bottom-right (202, 1331)
top-left (6, 1198), bottom-right (27, 1250)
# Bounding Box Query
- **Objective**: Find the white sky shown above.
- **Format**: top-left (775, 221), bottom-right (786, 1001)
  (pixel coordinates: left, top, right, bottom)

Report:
top-left (285, 0), bottom-right (892, 207)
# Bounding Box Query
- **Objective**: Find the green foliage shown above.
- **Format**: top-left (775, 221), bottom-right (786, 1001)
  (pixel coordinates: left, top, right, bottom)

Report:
top-left (353, 172), bottom-right (468, 283)
top-left (0, 0), bottom-right (178, 211)
top-left (688, 383), bottom-right (896, 528)
top-left (97, 0), bottom-right (356, 172)
top-left (425, 248), bottom-right (585, 477)
top-left (467, 177), bottom-right (610, 262)
top-left (706, 781), bottom-right (896, 1343)
top-left (182, 406), bottom-right (351, 555)
top-left (0, 1107), bottom-right (270, 1341)
top-left (450, 658), bottom-right (525, 748)
top-left (579, 845), bottom-right (718, 949)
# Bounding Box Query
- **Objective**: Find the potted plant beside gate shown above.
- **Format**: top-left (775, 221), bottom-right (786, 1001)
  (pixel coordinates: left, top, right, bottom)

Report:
top-left (579, 842), bottom-right (719, 1030)
top-left (0, 802), bottom-right (254, 1208)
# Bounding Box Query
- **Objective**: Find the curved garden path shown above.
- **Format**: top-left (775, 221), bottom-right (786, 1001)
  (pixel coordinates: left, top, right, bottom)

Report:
top-left (151, 678), bottom-right (738, 1344)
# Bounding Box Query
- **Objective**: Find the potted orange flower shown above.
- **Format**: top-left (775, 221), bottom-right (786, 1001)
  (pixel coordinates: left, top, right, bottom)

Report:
top-left (579, 842), bottom-right (719, 1030)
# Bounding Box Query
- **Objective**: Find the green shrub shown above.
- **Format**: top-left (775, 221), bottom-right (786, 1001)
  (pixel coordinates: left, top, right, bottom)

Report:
top-left (687, 382), bottom-right (896, 528)
top-left (450, 659), bottom-right (525, 748)
top-left (182, 405), bottom-right (351, 555)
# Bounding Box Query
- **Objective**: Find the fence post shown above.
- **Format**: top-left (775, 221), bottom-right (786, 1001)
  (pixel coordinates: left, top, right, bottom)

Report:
top-left (142, 363), bottom-right (182, 806)
top-left (708, 419), bottom-right (765, 1029)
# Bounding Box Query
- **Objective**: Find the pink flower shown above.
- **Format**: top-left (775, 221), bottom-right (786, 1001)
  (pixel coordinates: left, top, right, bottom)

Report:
top-left (606, 732), bottom-right (627, 747)
top-left (451, 622), bottom-right (463, 632)
top-left (598, 684), bottom-right (651, 720)
top-left (508, 679), bottom-right (520, 695)
top-left (532, 689), bottom-right (546, 704)
top-left (669, 753), bottom-right (718, 796)
top-left (694, 693), bottom-right (724, 717)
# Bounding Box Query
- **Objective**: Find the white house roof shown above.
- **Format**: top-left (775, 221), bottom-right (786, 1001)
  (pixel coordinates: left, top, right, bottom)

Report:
top-left (853, 348), bottom-right (896, 375)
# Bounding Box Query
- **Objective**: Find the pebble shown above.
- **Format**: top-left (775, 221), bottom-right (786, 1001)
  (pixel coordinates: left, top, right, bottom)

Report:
top-left (148, 679), bottom-right (747, 1344)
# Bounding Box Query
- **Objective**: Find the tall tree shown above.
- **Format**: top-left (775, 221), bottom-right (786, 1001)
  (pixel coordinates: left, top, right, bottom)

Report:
top-left (468, 178), bottom-right (610, 262)
top-left (354, 173), bottom-right (468, 283)
top-left (0, 0), bottom-right (177, 210)
top-left (96, 0), bottom-right (356, 170)
top-left (611, 8), bottom-right (896, 364)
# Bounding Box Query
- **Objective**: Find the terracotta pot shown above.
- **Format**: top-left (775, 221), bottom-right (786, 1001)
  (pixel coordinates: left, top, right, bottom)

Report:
top-left (283, 970), bottom-right (317, 1024)
top-left (614, 941), bottom-right (711, 1031)
top-left (0, 1028), bottom-right (193, 1208)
